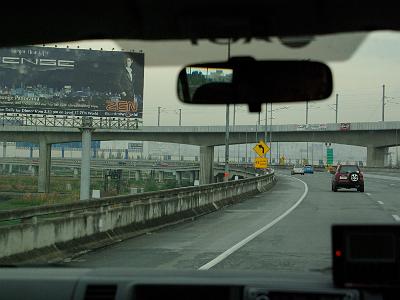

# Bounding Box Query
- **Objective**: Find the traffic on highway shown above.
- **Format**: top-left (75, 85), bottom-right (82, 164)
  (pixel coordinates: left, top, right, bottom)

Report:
top-left (63, 170), bottom-right (400, 272)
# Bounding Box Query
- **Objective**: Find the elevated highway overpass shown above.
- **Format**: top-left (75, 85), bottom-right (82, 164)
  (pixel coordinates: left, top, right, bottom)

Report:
top-left (0, 120), bottom-right (399, 195)
top-left (1, 121), bottom-right (399, 147)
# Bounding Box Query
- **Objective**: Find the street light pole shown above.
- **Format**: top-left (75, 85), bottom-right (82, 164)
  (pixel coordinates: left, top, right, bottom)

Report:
top-left (276, 141), bottom-right (279, 164)
top-left (224, 39), bottom-right (231, 181)
top-left (382, 84), bottom-right (386, 122)
top-left (224, 104), bottom-right (230, 180)
top-left (335, 93), bottom-right (339, 123)
top-left (233, 104), bottom-right (239, 163)
top-left (311, 143), bottom-right (314, 165)
top-left (306, 100), bottom-right (309, 164)
top-left (178, 108), bottom-right (182, 161)
top-left (396, 129), bottom-right (399, 167)
top-left (270, 103), bottom-right (272, 164)
top-left (256, 111), bottom-right (260, 142)
top-left (157, 106), bottom-right (161, 126)
top-left (306, 100), bottom-right (309, 124)
top-left (264, 102), bottom-right (268, 144)
top-left (245, 131), bottom-right (248, 165)
top-left (233, 104), bottom-right (236, 127)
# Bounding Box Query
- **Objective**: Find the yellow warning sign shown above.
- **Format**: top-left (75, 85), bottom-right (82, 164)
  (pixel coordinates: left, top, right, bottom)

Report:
top-left (254, 157), bottom-right (268, 169)
top-left (252, 140), bottom-right (270, 157)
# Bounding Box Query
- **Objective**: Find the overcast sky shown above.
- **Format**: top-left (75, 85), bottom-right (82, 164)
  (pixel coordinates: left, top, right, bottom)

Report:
top-left (58, 31), bottom-right (400, 127)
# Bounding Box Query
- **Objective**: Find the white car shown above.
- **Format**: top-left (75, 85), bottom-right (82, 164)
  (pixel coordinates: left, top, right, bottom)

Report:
top-left (291, 165), bottom-right (304, 175)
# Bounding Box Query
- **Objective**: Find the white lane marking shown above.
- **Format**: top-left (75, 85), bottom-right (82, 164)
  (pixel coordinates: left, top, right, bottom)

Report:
top-left (198, 175), bottom-right (308, 270)
top-left (225, 209), bottom-right (270, 213)
top-left (393, 215), bottom-right (400, 222)
top-left (366, 192), bottom-right (371, 196)
top-left (377, 201), bottom-right (384, 205)
top-left (364, 174), bottom-right (400, 181)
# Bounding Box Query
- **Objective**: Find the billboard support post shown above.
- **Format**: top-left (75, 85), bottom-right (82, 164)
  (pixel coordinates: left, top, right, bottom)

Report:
top-left (80, 117), bottom-right (94, 200)
top-left (38, 136), bottom-right (51, 193)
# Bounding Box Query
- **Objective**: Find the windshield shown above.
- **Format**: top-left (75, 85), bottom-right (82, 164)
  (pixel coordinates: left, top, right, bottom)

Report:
top-left (338, 165), bottom-right (359, 173)
top-left (0, 31), bottom-right (399, 275)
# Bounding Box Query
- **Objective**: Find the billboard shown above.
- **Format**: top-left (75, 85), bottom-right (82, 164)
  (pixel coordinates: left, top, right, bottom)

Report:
top-left (0, 46), bottom-right (144, 118)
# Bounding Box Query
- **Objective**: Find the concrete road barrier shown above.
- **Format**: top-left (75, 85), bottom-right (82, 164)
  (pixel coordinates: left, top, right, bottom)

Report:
top-left (0, 172), bottom-right (275, 264)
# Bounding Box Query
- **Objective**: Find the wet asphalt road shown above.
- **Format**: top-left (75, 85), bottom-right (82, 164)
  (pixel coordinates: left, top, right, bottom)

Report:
top-left (67, 171), bottom-right (400, 274)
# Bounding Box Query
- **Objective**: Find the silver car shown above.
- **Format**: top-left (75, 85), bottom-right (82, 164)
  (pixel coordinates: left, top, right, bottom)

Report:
top-left (291, 165), bottom-right (305, 175)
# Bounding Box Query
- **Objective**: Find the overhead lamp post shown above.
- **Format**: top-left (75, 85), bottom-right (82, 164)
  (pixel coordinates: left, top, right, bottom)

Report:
top-left (336, 93), bottom-right (339, 123)
top-left (267, 104), bottom-right (288, 165)
top-left (233, 104), bottom-right (240, 163)
top-left (305, 101), bottom-right (319, 163)
top-left (224, 39), bottom-right (231, 181)
top-left (178, 108), bottom-right (182, 161)
top-left (382, 84), bottom-right (385, 122)
top-left (327, 93), bottom-right (339, 123)
top-left (157, 106), bottom-right (162, 126)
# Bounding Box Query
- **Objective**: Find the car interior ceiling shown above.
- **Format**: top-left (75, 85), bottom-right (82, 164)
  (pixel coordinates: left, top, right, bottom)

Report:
top-left (1, 1), bottom-right (400, 47)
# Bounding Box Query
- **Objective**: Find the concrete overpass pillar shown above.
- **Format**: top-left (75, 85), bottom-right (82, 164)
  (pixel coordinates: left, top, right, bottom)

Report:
top-left (31, 165), bottom-right (38, 176)
top-left (80, 128), bottom-right (92, 200)
top-left (189, 171), bottom-right (195, 184)
top-left (2, 142), bottom-right (6, 157)
top-left (38, 137), bottom-right (51, 193)
top-left (176, 171), bottom-right (182, 186)
top-left (200, 145), bottom-right (214, 185)
top-left (157, 171), bottom-right (164, 183)
top-left (367, 146), bottom-right (388, 167)
top-left (135, 170), bottom-right (141, 181)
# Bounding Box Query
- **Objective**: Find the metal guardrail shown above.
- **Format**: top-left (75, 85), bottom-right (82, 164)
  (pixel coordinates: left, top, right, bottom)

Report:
top-left (0, 171), bottom-right (274, 225)
top-left (0, 114), bottom-right (142, 130)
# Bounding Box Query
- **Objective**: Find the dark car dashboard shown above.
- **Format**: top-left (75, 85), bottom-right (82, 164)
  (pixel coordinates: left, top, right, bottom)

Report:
top-left (2, 224), bottom-right (400, 300)
top-left (0, 268), bottom-right (362, 300)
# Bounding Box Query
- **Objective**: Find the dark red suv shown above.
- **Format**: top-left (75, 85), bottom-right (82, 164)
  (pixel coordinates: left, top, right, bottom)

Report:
top-left (331, 164), bottom-right (364, 192)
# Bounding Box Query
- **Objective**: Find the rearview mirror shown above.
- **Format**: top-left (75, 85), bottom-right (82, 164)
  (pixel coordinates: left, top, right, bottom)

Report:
top-left (177, 57), bottom-right (333, 112)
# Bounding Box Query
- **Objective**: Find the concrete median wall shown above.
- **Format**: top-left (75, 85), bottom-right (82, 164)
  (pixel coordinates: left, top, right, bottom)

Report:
top-left (0, 173), bottom-right (275, 264)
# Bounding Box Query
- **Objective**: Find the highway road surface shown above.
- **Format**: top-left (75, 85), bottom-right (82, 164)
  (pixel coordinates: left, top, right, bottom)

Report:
top-left (66, 171), bottom-right (400, 273)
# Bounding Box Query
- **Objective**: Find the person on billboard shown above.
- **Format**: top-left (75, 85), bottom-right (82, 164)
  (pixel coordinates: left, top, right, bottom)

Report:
top-left (118, 56), bottom-right (136, 101)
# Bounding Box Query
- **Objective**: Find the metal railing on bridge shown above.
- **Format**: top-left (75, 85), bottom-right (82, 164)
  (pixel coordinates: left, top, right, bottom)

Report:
top-left (0, 114), bottom-right (142, 130)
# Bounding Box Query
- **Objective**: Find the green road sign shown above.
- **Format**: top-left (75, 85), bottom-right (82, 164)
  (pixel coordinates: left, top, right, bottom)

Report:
top-left (327, 148), bottom-right (334, 165)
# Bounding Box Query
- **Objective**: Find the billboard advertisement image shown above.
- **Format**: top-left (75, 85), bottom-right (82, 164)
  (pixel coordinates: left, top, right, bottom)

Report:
top-left (0, 46), bottom-right (144, 118)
